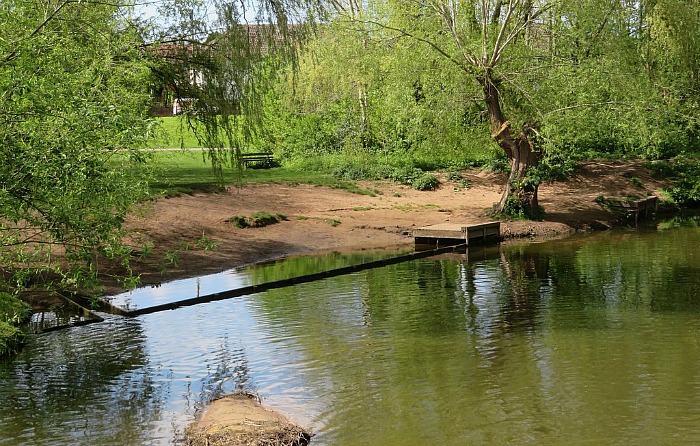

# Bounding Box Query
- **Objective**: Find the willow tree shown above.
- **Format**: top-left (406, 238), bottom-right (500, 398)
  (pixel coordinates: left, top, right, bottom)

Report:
top-left (143, 0), bottom-right (326, 168)
top-left (329, 0), bottom-right (555, 215)
top-left (643, 0), bottom-right (700, 153)
top-left (0, 0), bottom-right (326, 295)
top-left (0, 0), bottom-right (153, 293)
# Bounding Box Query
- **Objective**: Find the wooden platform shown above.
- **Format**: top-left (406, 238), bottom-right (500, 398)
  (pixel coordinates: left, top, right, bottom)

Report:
top-left (413, 222), bottom-right (501, 248)
top-left (603, 196), bottom-right (659, 224)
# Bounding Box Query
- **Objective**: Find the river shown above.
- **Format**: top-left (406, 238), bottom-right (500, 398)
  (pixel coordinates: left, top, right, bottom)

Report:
top-left (1, 217), bottom-right (700, 445)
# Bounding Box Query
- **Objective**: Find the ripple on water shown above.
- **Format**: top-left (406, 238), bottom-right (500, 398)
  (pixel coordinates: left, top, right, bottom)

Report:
top-left (4, 228), bottom-right (700, 445)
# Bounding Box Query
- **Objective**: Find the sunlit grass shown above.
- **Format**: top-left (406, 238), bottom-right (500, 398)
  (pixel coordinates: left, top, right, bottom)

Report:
top-left (148, 117), bottom-right (202, 149)
top-left (124, 142), bottom-right (499, 198)
top-left (120, 150), bottom-right (375, 197)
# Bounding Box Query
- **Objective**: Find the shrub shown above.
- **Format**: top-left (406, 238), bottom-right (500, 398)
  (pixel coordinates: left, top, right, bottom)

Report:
top-left (411, 173), bottom-right (440, 191)
top-left (229, 215), bottom-right (249, 228)
top-left (0, 293), bottom-right (30, 326)
top-left (229, 212), bottom-right (288, 228)
top-left (0, 292), bottom-right (31, 357)
top-left (0, 321), bottom-right (25, 358)
top-left (249, 212), bottom-right (287, 227)
top-left (388, 166), bottom-right (423, 185)
top-left (647, 157), bottom-right (700, 205)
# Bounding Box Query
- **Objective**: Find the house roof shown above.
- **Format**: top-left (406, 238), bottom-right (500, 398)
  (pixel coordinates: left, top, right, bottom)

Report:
top-left (147, 24), bottom-right (300, 60)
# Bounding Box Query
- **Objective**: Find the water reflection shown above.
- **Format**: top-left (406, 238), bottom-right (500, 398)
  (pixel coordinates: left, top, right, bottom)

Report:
top-left (1, 224), bottom-right (700, 445)
top-left (0, 318), bottom-right (162, 445)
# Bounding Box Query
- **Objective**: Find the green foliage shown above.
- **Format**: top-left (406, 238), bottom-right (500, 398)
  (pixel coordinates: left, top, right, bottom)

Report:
top-left (260, 21), bottom-right (497, 168)
top-left (0, 292), bottom-right (31, 357)
top-left (324, 155), bottom-right (441, 190)
top-left (0, 293), bottom-right (30, 327)
top-left (411, 173), bottom-right (441, 191)
top-left (249, 212), bottom-right (288, 228)
top-left (531, 151), bottom-right (579, 182)
top-left (387, 166), bottom-right (424, 185)
top-left (497, 195), bottom-right (545, 221)
top-left (231, 0), bottom-right (700, 220)
top-left (229, 216), bottom-right (249, 229)
top-left (630, 177), bottom-right (644, 188)
top-left (332, 160), bottom-right (394, 182)
top-left (647, 158), bottom-right (700, 205)
top-left (259, 104), bottom-right (350, 161)
top-left (195, 232), bottom-right (217, 251)
top-left (0, 0), bottom-right (152, 293)
top-left (0, 321), bottom-right (24, 358)
top-left (145, 0), bottom-right (324, 173)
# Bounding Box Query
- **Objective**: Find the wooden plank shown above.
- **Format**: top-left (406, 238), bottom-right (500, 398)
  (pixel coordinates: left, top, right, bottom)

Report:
top-left (413, 223), bottom-right (466, 239)
top-left (413, 222), bottom-right (500, 247)
top-left (121, 242), bottom-right (475, 317)
top-left (603, 196), bottom-right (659, 224)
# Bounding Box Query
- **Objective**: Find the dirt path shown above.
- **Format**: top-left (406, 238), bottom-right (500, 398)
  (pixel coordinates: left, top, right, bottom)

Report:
top-left (110, 161), bottom-right (667, 295)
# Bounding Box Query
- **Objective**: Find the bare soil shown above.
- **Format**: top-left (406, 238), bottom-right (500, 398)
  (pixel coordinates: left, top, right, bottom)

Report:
top-left (108, 160), bottom-right (668, 296)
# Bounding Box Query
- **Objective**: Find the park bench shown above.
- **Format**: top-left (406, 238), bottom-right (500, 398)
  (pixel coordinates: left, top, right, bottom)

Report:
top-left (239, 152), bottom-right (275, 168)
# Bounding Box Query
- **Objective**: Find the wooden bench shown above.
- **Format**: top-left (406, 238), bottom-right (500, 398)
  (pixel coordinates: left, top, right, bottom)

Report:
top-left (239, 152), bottom-right (275, 168)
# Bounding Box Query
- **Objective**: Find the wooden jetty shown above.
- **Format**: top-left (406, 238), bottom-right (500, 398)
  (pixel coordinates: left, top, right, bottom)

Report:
top-left (603, 196), bottom-right (659, 224)
top-left (413, 222), bottom-right (501, 248)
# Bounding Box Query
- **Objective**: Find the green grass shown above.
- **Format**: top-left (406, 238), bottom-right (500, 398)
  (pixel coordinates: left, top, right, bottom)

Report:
top-left (148, 117), bottom-right (202, 149)
top-left (121, 151), bottom-right (378, 196)
top-left (227, 212), bottom-right (289, 228)
top-left (122, 147), bottom-right (501, 198)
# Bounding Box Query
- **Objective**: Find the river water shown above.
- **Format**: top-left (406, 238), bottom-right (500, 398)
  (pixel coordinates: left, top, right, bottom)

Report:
top-left (2, 218), bottom-right (700, 445)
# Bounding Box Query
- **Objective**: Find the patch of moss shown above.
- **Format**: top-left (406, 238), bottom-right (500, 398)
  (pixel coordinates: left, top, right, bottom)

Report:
top-left (249, 212), bottom-right (287, 228)
top-left (228, 212), bottom-right (288, 229)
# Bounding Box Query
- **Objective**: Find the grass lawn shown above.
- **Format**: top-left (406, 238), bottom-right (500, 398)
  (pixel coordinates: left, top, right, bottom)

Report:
top-left (140, 121), bottom-right (497, 196)
top-left (143, 118), bottom-right (363, 194)
top-left (127, 150), bottom-right (376, 196)
top-left (148, 116), bottom-right (202, 149)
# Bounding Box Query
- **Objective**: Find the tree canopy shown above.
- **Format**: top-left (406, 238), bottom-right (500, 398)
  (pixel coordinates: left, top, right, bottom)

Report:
top-left (0, 0), bottom-right (152, 292)
top-left (1, 0), bottom-right (699, 296)
top-left (0, 0), bottom-right (327, 294)
top-left (141, 0), bottom-right (326, 168)
top-left (261, 0), bottom-right (700, 215)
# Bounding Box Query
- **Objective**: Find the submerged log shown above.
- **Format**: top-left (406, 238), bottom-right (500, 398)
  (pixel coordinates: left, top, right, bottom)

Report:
top-left (184, 393), bottom-right (310, 446)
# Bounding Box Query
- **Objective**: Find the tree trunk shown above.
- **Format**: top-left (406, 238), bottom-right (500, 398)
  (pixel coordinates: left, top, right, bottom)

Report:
top-left (483, 74), bottom-right (539, 216)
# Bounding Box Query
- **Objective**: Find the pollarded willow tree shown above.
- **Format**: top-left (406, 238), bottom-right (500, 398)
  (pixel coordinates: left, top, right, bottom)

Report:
top-left (329, 0), bottom-right (692, 215)
top-left (330, 0), bottom-right (557, 215)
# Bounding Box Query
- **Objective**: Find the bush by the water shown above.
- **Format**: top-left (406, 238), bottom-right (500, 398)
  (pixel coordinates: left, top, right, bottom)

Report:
top-left (322, 157), bottom-right (442, 190)
top-left (648, 157), bottom-right (700, 205)
top-left (0, 293), bottom-right (31, 357)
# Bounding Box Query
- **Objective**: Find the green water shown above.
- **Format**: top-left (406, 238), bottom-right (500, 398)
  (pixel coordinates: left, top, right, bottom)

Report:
top-left (1, 220), bottom-right (700, 445)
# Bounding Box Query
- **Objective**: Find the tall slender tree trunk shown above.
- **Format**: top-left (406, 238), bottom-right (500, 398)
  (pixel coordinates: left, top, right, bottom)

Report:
top-left (358, 82), bottom-right (370, 147)
top-left (483, 73), bottom-right (539, 215)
